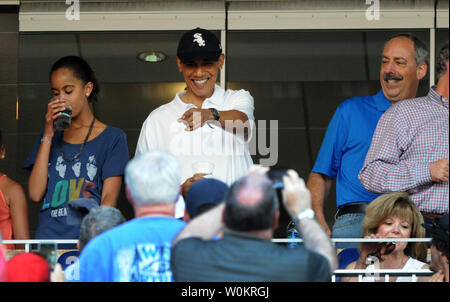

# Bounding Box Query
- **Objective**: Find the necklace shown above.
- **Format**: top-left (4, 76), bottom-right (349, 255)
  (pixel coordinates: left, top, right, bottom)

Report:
top-left (60, 117), bottom-right (96, 162)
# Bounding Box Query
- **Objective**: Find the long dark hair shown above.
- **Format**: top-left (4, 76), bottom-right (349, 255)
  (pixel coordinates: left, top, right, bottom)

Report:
top-left (50, 56), bottom-right (100, 103)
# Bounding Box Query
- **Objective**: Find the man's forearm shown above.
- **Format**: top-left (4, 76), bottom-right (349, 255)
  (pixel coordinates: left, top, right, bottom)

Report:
top-left (359, 160), bottom-right (432, 193)
top-left (307, 172), bottom-right (332, 231)
top-left (173, 203), bottom-right (225, 245)
top-left (297, 218), bottom-right (337, 273)
top-left (217, 110), bottom-right (252, 141)
top-left (359, 109), bottom-right (433, 194)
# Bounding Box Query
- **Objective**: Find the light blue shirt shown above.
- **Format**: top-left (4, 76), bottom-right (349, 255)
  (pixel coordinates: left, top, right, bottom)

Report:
top-left (78, 217), bottom-right (185, 282)
top-left (312, 90), bottom-right (391, 208)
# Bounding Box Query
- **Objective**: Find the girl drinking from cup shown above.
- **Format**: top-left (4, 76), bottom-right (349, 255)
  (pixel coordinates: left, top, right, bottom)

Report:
top-left (25, 56), bottom-right (129, 240)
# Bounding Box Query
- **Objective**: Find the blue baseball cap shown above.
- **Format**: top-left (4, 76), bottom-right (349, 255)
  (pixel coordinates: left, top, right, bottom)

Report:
top-left (66, 198), bottom-right (99, 226)
top-left (185, 178), bottom-right (228, 218)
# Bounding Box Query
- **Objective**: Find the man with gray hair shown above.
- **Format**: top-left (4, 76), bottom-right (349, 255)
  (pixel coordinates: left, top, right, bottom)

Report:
top-left (77, 151), bottom-right (185, 282)
top-left (171, 166), bottom-right (337, 281)
top-left (78, 206), bottom-right (126, 251)
top-left (307, 33), bottom-right (428, 247)
top-left (360, 40), bottom-right (449, 222)
top-left (62, 206), bottom-right (126, 281)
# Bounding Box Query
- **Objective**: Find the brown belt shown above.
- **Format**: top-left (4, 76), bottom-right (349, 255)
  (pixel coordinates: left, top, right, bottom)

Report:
top-left (422, 212), bottom-right (443, 220)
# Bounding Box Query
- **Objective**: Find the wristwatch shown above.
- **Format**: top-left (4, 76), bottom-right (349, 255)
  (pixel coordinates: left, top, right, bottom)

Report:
top-left (209, 108), bottom-right (220, 121)
top-left (295, 208), bottom-right (315, 222)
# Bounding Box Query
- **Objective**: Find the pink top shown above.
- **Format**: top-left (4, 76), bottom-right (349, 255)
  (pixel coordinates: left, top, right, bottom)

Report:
top-left (0, 174), bottom-right (13, 249)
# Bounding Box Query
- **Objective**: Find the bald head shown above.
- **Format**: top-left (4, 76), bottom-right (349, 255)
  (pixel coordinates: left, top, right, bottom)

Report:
top-left (235, 174), bottom-right (267, 205)
top-left (224, 174), bottom-right (278, 232)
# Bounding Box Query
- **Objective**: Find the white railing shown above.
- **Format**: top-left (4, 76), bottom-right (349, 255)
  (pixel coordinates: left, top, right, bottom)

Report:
top-left (4, 237), bottom-right (432, 248)
top-left (332, 269), bottom-right (434, 282)
top-left (2, 240), bottom-right (78, 252)
top-left (271, 238), bottom-right (432, 244)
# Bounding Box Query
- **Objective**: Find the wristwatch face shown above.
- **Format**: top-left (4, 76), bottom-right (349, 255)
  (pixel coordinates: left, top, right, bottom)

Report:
top-left (210, 108), bottom-right (220, 121)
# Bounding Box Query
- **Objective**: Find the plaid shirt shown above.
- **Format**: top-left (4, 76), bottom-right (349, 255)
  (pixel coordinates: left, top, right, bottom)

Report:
top-left (359, 87), bottom-right (449, 214)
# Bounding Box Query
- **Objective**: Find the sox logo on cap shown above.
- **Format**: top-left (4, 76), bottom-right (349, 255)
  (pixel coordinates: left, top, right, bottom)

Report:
top-left (193, 33), bottom-right (206, 47)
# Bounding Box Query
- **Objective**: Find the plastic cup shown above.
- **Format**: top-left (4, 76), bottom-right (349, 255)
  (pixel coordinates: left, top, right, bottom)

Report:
top-left (192, 161), bottom-right (215, 178)
top-left (50, 96), bottom-right (72, 131)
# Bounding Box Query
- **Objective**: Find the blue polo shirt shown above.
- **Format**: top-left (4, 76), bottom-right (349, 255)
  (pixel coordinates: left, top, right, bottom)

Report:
top-left (312, 90), bottom-right (391, 208)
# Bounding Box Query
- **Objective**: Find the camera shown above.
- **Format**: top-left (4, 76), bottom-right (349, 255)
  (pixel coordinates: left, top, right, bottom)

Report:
top-left (267, 169), bottom-right (288, 190)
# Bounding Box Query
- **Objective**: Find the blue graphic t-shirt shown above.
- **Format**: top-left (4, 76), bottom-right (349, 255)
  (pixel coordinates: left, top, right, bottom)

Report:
top-left (78, 217), bottom-right (186, 282)
top-left (24, 126), bottom-right (129, 239)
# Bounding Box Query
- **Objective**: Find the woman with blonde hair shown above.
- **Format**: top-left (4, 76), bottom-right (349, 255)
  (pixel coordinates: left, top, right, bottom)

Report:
top-left (343, 192), bottom-right (429, 282)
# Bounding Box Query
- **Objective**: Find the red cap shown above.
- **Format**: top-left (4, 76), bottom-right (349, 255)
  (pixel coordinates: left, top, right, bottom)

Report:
top-left (5, 253), bottom-right (50, 282)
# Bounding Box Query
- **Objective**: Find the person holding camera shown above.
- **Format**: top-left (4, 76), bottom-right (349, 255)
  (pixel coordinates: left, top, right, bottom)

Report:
top-left (170, 165), bottom-right (337, 282)
top-left (24, 56), bottom-right (129, 241)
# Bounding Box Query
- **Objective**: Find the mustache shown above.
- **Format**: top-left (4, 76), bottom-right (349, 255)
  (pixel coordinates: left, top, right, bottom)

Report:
top-left (383, 73), bottom-right (403, 81)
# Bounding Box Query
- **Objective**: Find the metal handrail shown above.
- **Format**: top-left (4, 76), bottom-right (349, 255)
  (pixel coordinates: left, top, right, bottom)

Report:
top-left (332, 269), bottom-right (434, 282)
top-left (333, 269), bottom-right (434, 276)
top-left (2, 239), bottom-right (79, 252)
top-left (272, 238), bottom-right (432, 243)
top-left (3, 238), bottom-right (431, 250)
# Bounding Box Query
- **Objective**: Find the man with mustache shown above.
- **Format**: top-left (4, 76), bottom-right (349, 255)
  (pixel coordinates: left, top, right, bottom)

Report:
top-left (359, 41), bottom-right (448, 222)
top-left (135, 28), bottom-right (254, 189)
top-left (306, 34), bottom-right (428, 248)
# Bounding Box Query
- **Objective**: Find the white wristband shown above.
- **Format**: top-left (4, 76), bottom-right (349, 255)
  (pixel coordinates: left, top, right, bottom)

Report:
top-left (40, 138), bottom-right (51, 144)
top-left (295, 208), bottom-right (315, 222)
